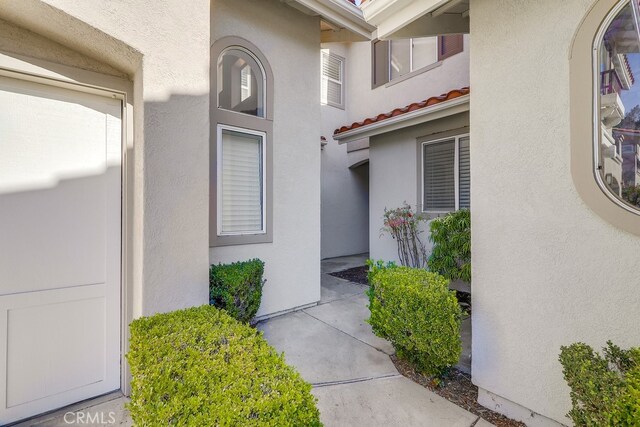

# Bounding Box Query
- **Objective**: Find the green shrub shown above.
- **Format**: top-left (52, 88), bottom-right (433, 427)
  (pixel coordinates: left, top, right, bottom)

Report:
top-left (210, 258), bottom-right (265, 323)
top-left (365, 259), bottom-right (397, 306)
top-left (622, 185), bottom-right (640, 208)
top-left (127, 305), bottom-right (321, 427)
top-left (559, 341), bottom-right (640, 426)
top-left (367, 266), bottom-right (462, 376)
top-left (427, 209), bottom-right (471, 283)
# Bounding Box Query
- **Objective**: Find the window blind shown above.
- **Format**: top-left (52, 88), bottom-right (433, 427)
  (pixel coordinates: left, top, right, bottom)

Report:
top-left (321, 51), bottom-right (344, 107)
top-left (423, 140), bottom-right (456, 211)
top-left (459, 136), bottom-right (470, 209)
top-left (220, 129), bottom-right (264, 234)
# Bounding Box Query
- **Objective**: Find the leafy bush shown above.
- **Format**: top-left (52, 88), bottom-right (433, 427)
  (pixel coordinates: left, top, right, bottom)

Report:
top-left (559, 341), bottom-right (640, 426)
top-left (622, 185), bottom-right (640, 208)
top-left (367, 266), bottom-right (462, 376)
top-left (127, 305), bottom-right (321, 426)
top-left (427, 209), bottom-right (471, 283)
top-left (380, 203), bottom-right (429, 268)
top-left (365, 259), bottom-right (397, 306)
top-left (210, 258), bottom-right (265, 323)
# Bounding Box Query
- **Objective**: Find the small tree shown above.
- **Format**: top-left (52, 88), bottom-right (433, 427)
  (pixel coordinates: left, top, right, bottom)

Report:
top-left (427, 209), bottom-right (471, 283)
top-left (380, 203), bottom-right (428, 268)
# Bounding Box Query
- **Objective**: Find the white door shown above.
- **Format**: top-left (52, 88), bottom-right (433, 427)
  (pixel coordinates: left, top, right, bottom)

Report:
top-left (0, 75), bottom-right (122, 424)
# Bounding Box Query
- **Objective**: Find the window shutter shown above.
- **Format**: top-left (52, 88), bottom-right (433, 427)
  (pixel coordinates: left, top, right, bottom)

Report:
top-left (423, 140), bottom-right (456, 211)
top-left (220, 129), bottom-right (264, 233)
top-left (437, 35), bottom-right (464, 61)
top-left (459, 136), bottom-right (470, 209)
top-left (372, 40), bottom-right (390, 88)
top-left (321, 51), bottom-right (344, 108)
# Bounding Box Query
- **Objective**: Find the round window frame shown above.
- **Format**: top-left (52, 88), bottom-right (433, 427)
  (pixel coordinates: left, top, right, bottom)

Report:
top-left (570, 0), bottom-right (640, 236)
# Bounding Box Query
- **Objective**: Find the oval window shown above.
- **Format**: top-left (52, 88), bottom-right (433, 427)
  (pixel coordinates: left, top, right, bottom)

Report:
top-left (596, 0), bottom-right (640, 212)
top-left (217, 48), bottom-right (265, 117)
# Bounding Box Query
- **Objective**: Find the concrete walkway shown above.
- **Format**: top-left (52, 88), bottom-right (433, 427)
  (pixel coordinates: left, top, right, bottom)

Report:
top-left (258, 254), bottom-right (487, 427)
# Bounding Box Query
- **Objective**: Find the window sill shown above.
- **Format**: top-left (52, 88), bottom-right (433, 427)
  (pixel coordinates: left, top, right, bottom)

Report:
top-left (385, 61), bottom-right (443, 88)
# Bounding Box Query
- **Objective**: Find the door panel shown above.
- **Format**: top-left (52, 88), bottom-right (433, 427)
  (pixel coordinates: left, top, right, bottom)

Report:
top-left (0, 75), bottom-right (121, 424)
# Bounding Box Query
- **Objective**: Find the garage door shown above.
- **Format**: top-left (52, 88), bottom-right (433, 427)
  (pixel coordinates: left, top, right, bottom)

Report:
top-left (0, 75), bottom-right (122, 424)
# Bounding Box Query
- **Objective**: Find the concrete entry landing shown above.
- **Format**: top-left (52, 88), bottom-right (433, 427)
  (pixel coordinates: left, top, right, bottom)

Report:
top-left (258, 254), bottom-right (486, 427)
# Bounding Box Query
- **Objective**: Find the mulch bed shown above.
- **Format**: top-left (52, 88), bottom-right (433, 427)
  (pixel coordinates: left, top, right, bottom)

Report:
top-left (391, 356), bottom-right (525, 427)
top-left (328, 265), bottom-right (369, 285)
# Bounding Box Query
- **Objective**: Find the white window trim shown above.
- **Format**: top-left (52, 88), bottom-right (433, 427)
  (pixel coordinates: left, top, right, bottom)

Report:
top-left (321, 51), bottom-right (345, 109)
top-left (216, 124), bottom-right (267, 237)
top-left (421, 133), bottom-right (470, 214)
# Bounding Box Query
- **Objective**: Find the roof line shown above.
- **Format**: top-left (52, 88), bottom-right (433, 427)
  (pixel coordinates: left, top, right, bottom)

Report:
top-left (334, 87), bottom-right (469, 136)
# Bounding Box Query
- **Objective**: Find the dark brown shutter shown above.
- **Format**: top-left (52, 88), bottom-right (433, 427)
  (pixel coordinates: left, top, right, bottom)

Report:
top-left (372, 40), bottom-right (390, 88)
top-left (437, 35), bottom-right (464, 61)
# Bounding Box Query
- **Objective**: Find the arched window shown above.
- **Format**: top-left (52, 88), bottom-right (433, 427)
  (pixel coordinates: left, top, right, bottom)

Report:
top-left (571, 0), bottom-right (640, 236)
top-left (594, 1), bottom-right (640, 212)
top-left (210, 37), bottom-right (274, 246)
top-left (217, 47), bottom-right (265, 117)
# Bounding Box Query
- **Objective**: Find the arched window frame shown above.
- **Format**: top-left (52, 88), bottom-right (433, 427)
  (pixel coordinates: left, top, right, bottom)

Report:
top-left (570, 0), bottom-right (640, 236)
top-left (210, 36), bottom-right (274, 246)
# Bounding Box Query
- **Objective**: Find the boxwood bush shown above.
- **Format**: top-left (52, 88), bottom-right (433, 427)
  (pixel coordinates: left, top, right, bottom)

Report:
top-left (559, 341), bottom-right (640, 426)
top-left (127, 305), bottom-right (321, 426)
top-left (210, 258), bottom-right (265, 323)
top-left (367, 265), bottom-right (462, 376)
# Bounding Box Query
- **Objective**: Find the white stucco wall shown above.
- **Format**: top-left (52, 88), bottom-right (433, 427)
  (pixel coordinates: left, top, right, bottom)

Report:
top-left (369, 113), bottom-right (469, 264)
top-left (321, 42), bottom-right (370, 259)
top-left (0, 0), bottom-right (212, 318)
top-left (320, 37), bottom-right (469, 259)
top-left (210, 0), bottom-right (321, 317)
top-left (470, 0), bottom-right (640, 424)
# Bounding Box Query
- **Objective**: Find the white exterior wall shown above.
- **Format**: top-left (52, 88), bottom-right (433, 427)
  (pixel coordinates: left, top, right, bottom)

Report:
top-left (470, 0), bottom-right (640, 424)
top-left (368, 113), bottom-right (469, 264)
top-left (210, 0), bottom-right (321, 317)
top-left (321, 37), bottom-right (470, 259)
top-left (321, 44), bottom-right (370, 259)
top-left (0, 0), bottom-right (212, 318)
top-left (0, 0), bottom-right (321, 320)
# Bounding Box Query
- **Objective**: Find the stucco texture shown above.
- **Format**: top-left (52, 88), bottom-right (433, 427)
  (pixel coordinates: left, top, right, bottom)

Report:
top-left (320, 37), bottom-right (470, 260)
top-left (0, 0), bottom-right (212, 318)
top-left (321, 42), bottom-right (369, 259)
top-left (470, 0), bottom-right (640, 424)
top-left (369, 113), bottom-right (469, 264)
top-left (210, 0), bottom-right (321, 317)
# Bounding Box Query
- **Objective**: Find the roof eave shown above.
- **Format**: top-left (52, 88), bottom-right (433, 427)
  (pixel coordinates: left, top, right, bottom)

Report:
top-left (288, 0), bottom-right (376, 40)
top-left (333, 94), bottom-right (470, 144)
top-left (362, 0), bottom-right (458, 39)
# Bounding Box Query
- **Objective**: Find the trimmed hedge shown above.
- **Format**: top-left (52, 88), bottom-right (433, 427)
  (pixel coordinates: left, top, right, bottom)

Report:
top-left (559, 341), bottom-right (640, 426)
top-left (127, 305), bottom-right (321, 426)
top-left (427, 209), bottom-right (471, 283)
top-left (210, 259), bottom-right (265, 323)
top-left (367, 265), bottom-right (462, 376)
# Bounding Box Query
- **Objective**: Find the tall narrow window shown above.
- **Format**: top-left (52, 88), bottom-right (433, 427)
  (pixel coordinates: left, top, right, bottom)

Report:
top-left (218, 127), bottom-right (265, 235)
top-left (595, 0), bottom-right (640, 213)
top-left (211, 37), bottom-right (274, 246)
top-left (422, 135), bottom-right (470, 213)
top-left (321, 50), bottom-right (344, 109)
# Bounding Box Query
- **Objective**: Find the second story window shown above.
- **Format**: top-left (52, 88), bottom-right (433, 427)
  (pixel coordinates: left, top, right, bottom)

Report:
top-left (373, 35), bottom-right (464, 88)
top-left (321, 50), bottom-right (345, 109)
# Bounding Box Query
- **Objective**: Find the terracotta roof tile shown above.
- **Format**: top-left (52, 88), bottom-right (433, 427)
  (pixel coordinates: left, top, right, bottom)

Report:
top-left (333, 87), bottom-right (470, 135)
